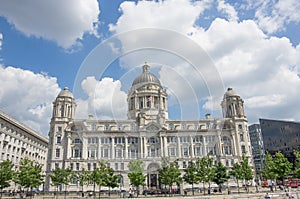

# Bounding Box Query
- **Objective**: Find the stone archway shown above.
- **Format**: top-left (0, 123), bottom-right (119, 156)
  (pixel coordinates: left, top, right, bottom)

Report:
top-left (146, 163), bottom-right (160, 189)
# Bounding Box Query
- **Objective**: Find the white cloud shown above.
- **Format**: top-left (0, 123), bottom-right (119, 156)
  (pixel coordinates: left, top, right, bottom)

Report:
top-left (253, 0), bottom-right (300, 34)
top-left (108, 0), bottom-right (300, 124)
top-left (75, 76), bottom-right (127, 120)
top-left (0, 65), bottom-right (60, 136)
top-left (0, 0), bottom-right (100, 49)
top-left (217, 0), bottom-right (238, 22)
top-left (109, 0), bottom-right (212, 34)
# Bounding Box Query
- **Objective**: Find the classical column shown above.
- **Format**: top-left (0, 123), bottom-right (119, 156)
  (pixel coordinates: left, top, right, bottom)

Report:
top-left (190, 136), bottom-right (194, 158)
top-left (66, 132), bottom-right (72, 158)
top-left (177, 137), bottom-right (181, 157)
top-left (160, 136), bottom-right (164, 157)
top-left (217, 133), bottom-right (223, 156)
top-left (144, 137), bottom-right (148, 158)
top-left (163, 137), bottom-right (168, 157)
top-left (203, 136), bottom-right (207, 155)
top-left (111, 137), bottom-right (115, 159)
top-left (125, 137), bottom-right (128, 159)
top-left (231, 132), bottom-right (237, 156)
top-left (82, 136), bottom-right (87, 159)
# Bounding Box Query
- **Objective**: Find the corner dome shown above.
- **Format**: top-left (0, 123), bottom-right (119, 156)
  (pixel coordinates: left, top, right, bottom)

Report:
top-left (58, 87), bottom-right (73, 98)
top-left (132, 64), bottom-right (161, 86)
top-left (224, 87), bottom-right (239, 98)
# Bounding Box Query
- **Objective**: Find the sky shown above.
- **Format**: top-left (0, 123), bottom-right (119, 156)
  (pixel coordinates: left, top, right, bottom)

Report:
top-left (0, 0), bottom-right (300, 137)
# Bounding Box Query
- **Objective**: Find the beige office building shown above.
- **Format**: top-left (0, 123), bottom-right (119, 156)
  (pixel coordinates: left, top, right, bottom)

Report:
top-left (0, 109), bottom-right (48, 190)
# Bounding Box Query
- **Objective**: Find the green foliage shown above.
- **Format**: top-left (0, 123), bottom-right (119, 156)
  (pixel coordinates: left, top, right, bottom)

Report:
top-left (128, 160), bottom-right (144, 174)
top-left (273, 152), bottom-right (292, 180)
top-left (293, 150), bottom-right (300, 178)
top-left (229, 162), bottom-right (243, 193)
top-left (127, 160), bottom-right (146, 193)
top-left (261, 152), bottom-right (276, 179)
top-left (77, 168), bottom-right (91, 187)
top-left (183, 161), bottom-right (199, 195)
top-left (92, 162), bottom-right (107, 188)
top-left (0, 160), bottom-right (14, 191)
top-left (49, 167), bottom-right (73, 192)
top-left (212, 161), bottom-right (229, 187)
top-left (14, 157), bottom-right (44, 190)
top-left (240, 155), bottom-right (253, 181)
top-left (261, 151), bottom-right (292, 181)
top-left (104, 166), bottom-right (119, 193)
top-left (158, 158), bottom-right (181, 190)
top-left (196, 156), bottom-right (215, 193)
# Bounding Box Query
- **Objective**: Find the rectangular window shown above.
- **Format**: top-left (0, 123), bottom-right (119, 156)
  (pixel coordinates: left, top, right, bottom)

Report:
top-left (183, 161), bottom-right (187, 168)
top-left (146, 96), bottom-right (151, 108)
top-left (57, 136), bottom-right (61, 144)
top-left (88, 148), bottom-right (97, 159)
top-left (93, 163), bottom-right (97, 170)
top-left (167, 136), bottom-right (176, 143)
top-left (128, 137), bottom-right (138, 144)
top-left (115, 148), bottom-right (123, 158)
top-left (87, 163), bottom-right (91, 171)
top-left (207, 146), bottom-right (216, 155)
top-left (194, 146), bottom-right (201, 156)
top-left (115, 137), bottom-right (125, 144)
top-left (240, 134), bottom-right (244, 142)
top-left (102, 148), bottom-right (109, 158)
top-left (76, 163), bottom-right (80, 171)
top-left (241, 145), bottom-right (246, 153)
top-left (88, 137), bottom-right (99, 144)
top-left (55, 148), bottom-right (60, 158)
top-left (55, 163), bottom-right (59, 169)
top-left (139, 97), bottom-right (143, 109)
top-left (182, 147), bottom-right (189, 157)
top-left (168, 148), bottom-right (176, 156)
top-left (57, 126), bottom-right (62, 133)
top-left (101, 138), bottom-right (111, 144)
top-left (74, 138), bottom-right (81, 144)
top-left (70, 163), bottom-right (73, 170)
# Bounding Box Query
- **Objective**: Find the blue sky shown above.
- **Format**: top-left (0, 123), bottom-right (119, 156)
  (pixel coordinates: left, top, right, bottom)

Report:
top-left (0, 0), bottom-right (300, 137)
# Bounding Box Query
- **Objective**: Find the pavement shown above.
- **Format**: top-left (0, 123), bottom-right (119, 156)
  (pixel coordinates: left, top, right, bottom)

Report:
top-left (2, 187), bottom-right (300, 199)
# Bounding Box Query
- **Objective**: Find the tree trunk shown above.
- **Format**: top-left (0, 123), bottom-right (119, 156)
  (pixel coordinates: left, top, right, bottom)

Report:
top-left (192, 183), bottom-right (194, 196)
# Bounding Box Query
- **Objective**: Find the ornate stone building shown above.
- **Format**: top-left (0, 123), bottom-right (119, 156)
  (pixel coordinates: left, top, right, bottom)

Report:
top-left (45, 64), bottom-right (252, 191)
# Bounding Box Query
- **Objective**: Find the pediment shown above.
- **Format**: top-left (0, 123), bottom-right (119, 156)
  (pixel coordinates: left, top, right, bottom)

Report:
top-left (145, 123), bottom-right (161, 131)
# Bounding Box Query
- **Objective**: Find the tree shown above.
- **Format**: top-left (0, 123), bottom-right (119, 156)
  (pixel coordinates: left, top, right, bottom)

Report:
top-left (158, 158), bottom-right (181, 195)
top-left (272, 152), bottom-right (292, 181)
top-left (212, 161), bottom-right (229, 193)
top-left (92, 162), bottom-right (110, 199)
top-left (0, 160), bottom-right (14, 199)
top-left (103, 166), bottom-right (119, 196)
top-left (240, 155), bottom-right (254, 192)
top-left (14, 157), bottom-right (44, 195)
top-left (261, 151), bottom-right (292, 190)
top-left (293, 150), bottom-right (300, 178)
top-left (127, 160), bottom-right (146, 197)
top-left (77, 168), bottom-right (91, 197)
top-left (183, 161), bottom-right (199, 195)
top-left (260, 152), bottom-right (276, 180)
top-left (196, 156), bottom-right (215, 195)
top-left (229, 162), bottom-right (243, 193)
top-left (49, 167), bottom-right (73, 199)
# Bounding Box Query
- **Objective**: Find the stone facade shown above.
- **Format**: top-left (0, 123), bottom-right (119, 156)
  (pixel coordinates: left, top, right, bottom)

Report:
top-left (0, 109), bottom-right (48, 190)
top-left (45, 64), bottom-right (252, 192)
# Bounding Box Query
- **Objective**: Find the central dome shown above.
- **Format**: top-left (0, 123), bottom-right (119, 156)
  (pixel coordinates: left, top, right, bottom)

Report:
top-left (132, 64), bottom-right (161, 86)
